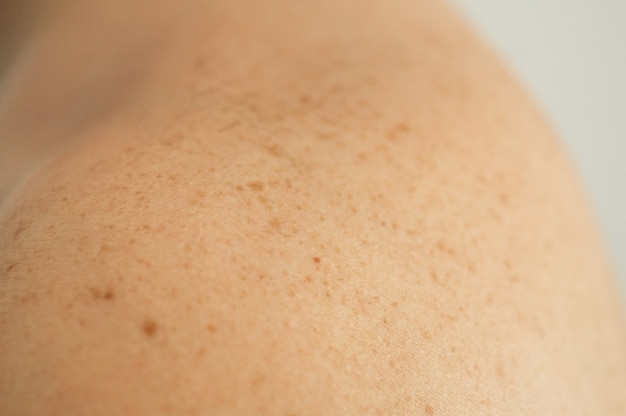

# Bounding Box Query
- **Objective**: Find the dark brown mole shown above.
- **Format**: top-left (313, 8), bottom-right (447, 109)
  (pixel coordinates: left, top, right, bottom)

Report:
top-left (142, 319), bottom-right (158, 337)
top-left (425, 404), bottom-right (435, 415)
top-left (247, 181), bottom-right (265, 191)
top-left (313, 256), bottom-right (321, 264)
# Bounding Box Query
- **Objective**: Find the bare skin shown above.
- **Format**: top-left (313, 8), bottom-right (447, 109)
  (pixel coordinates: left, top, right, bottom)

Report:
top-left (1, 0), bottom-right (625, 414)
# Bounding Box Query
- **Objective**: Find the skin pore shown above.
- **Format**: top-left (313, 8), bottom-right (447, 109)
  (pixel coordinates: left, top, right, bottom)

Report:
top-left (1, 0), bottom-right (626, 414)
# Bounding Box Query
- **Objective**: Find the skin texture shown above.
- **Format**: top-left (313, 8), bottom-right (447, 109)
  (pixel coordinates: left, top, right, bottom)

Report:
top-left (1, 0), bottom-right (626, 414)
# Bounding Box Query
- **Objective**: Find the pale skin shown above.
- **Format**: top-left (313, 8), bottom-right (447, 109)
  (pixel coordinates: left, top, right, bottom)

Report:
top-left (1, 0), bottom-right (625, 414)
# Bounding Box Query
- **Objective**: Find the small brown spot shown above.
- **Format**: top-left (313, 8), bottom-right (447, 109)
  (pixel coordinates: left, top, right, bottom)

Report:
top-left (247, 181), bottom-right (264, 191)
top-left (6, 263), bottom-right (16, 272)
top-left (425, 404), bottom-right (435, 415)
top-left (194, 56), bottom-right (205, 70)
top-left (305, 275), bottom-right (313, 283)
top-left (396, 122), bottom-right (410, 133)
top-left (435, 240), bottom-right (454, 255)
top-left (250, 373), bottom-right (266, 388)
top-left (422, 330), bottom-right (432, 341)
top-left (218, 120), bottom-right (241, 133)
top-left (13, 221), bottom-right (27, 239)
top-left (207, 324), bottom-right (218, 333)
top-left (269, 218), bottom-right (281, 230)
top-left (504, 258), bottom-right (512, 271)
top-left (313, 257), bottom-right (321, 264)
top-left (197, 348), bottom-right (206, 358)
top-left (236, 184), bottom-right (244, 192)
top-left (496, 365), bottom-right (505, 378)
top-left (262, 144), bottom-right (283, 157)
top-left (142, 320), bottom-right (158, 337)
top-left (90, 287), bottom-right (115, 301)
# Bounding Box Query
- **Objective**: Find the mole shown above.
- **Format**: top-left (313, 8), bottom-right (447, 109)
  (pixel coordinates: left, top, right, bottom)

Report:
top-left (142, 319), bottom-right (158, 337)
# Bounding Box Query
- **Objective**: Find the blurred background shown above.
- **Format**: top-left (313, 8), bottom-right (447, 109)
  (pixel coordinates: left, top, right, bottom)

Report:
top-left (451, 0), bottom-right (626, 297)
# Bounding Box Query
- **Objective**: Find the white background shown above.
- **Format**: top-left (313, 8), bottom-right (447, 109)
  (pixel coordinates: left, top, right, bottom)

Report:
top-left (450, 0), bottom-right (626, 298)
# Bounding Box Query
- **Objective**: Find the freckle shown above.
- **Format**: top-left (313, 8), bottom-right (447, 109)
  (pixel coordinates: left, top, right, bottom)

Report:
top-left (397, 122), bottom-right (410, 133)
top-left (425, 404), bottom-right (435, 415)
top-left (197, 348), bottom-right (206, 358)
top-left (13, 221), bottom-right (27, 239)
top-left (207, 324), bottom-right (218, 333)
top-left (430, 270), bottom-right (439, 283)
top-left (422, 330), bottom-right (432, 341)
top-left (391, 301), bottom-right (398, 308)
top-left (504, 259), bottom-right (512, 271)
top-left (435, 240), bottom-right (454, 255)
top-left (247, 181), bottom-right (264, 191)
top-left (313, 257), bottom-right (321, 264)
top-left (194, 56), bottom-right (205, 70)
top-left (218, 120), bottom-right (241, 133)
top-left (251, 373), bottom-right (266, 386)
top-left (6, 263), bottom-right (16, 272)
top-left (388, 359), bottom-right (396, 369)
top-left (269, 218), bottom-right (281, 230)
top-left (258, 273), bottom-right (267, 280)
top-left (142, 320), bottom-right (158, 337)
top-left (325, 290), bottom-right (331, 298)
top-left (103, 289), bottom-right (115, 300)
top-left (305, 275), bottom-right (313, 283)
top-left (496, 366), bottom-right (505, 378)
